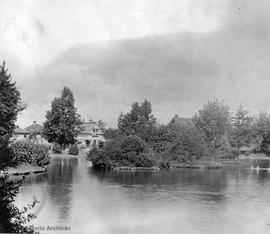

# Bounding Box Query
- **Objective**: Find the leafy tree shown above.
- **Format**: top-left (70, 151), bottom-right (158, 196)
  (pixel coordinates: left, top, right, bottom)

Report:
top-left (42, 87), bottom-right (82, 147)
top-left (193, 98), bottom-right (231, 149)
top-left (97, 120), bottom-right (106, 131)
top-left (103, 128), bottom-right (121, 140)
top-left (118, 99), bottom-right (156, 142)
top-left (0, 62), bottom-right (24, 165)
top-left (166, 123), bottom-right (207, 162)
top-left (231, 105), bottom-right (253, 148)
top-left (252, 111), bottom-right (270, 155)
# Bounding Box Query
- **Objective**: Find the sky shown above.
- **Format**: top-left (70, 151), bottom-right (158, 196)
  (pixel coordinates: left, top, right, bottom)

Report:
top-left (0, 0), bottom-right (270, 127)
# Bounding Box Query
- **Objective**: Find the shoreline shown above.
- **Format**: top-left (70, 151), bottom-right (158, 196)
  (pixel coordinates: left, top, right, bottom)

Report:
top-left (0, 162), bottom-right (47, 177)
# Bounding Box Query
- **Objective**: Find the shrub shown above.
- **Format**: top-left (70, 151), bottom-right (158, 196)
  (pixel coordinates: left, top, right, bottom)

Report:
top-left (68, 144), bottom-right (79, 155)
top-left (133, 153), bottom-right (154, 167)
top-left (10, 141), bottom-right (50, 167)
top-left (52, 142), bottom-right (62, 154)
top-left (120, 135), bottom-right (147, 155)
top-left (88, 147), bottom-right (112, 169)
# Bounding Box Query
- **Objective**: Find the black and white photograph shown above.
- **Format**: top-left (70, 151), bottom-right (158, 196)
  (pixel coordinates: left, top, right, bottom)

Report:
top-left (1, 0), bottom-right (270, 233)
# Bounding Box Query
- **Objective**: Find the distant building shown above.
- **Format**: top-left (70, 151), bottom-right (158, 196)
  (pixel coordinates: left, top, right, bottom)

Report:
top-left (169, 114), bottom-right (193, 127)
top-left (76, 120), bottom-right (105, 148)
top-left (12, 121), bottom-right (48, 144)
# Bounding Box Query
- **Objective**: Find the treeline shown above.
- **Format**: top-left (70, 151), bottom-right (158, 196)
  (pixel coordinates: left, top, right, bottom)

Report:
top-left (90, 99), bottom-right (270, 169)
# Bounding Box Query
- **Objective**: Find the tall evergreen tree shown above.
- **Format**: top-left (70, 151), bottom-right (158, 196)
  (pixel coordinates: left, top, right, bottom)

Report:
top-left (42, 87), bottom-right (82, 146)
top-left (0, 62), bottom-right (24, 166)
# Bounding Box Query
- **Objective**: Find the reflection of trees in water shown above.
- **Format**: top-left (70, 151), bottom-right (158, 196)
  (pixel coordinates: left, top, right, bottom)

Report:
top-left (47, 157), bottom-right (78, 221)
top-left (90, 168), bottom-right (228, 202)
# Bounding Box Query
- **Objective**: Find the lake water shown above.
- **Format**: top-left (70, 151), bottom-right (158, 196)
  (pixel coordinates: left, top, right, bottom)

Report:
top-left (15, 155), bottom-right (270, 234)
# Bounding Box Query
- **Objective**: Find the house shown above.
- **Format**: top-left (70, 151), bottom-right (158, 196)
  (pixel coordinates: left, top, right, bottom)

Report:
top-left (76, 120), bottom-right (105, 148)
top-left (12, 121), bottom-right (48, 144)
top-left (169, 115), bottom-right (193, 127)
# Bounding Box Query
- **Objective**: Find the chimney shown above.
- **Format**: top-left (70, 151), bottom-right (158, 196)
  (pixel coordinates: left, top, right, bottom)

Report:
top-left (33, 121), bottom-right (36, 124)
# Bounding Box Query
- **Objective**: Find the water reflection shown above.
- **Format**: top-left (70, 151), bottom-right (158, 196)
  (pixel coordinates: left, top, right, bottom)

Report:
top-left (47, 157), bottom-right (78, 221)
top-left (15, 156), bottom-right (270, 234)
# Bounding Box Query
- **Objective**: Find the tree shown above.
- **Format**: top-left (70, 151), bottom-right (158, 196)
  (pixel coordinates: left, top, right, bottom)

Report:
top-left (231, 104), bottom-right (253, 148)
top-left (253, 111), bottom-right (270, 155)
top-left (0, 174), bottom-right (38, 233)
top-left (118, 99), bottom-right (156, 142)
top-left (97, 120), bottom-right (106, 131)
top-left (42, 87), bottom-right (82, 147)
top-left (0, 62), bottom-right (24, 167)
top-left (193, 98), bottom-right (231, 150)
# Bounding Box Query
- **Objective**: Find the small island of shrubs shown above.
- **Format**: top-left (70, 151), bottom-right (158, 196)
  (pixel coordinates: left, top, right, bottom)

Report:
top-left (88, 100), bottom-right (218, 170)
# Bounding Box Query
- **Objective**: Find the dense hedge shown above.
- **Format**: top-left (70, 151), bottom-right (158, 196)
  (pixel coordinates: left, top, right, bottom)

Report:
top-left (120, 135), bottom-right (147, 155)
top-left (88, 135), bottom-right (154, 169)
top-left (68, 144), bottom-right (79, 155)
top-left (10, 141), bottom-right (50, 167)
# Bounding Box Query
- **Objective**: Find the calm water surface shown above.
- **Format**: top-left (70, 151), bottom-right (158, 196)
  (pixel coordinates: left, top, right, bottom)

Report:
top-left (15, 155), bottom-right (270, 234)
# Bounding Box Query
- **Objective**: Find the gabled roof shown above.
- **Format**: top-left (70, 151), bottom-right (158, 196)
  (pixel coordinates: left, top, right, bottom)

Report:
top-left (80, 121), bottom-right (100, 134)
top-left (25, 121), bottom-right (43, 133)
top-left (169, 115), bottom-right (193, 127)
top-left (14, 127), bottom-right (29, 134)
top-left (14, 121), bottom-right (43, 134)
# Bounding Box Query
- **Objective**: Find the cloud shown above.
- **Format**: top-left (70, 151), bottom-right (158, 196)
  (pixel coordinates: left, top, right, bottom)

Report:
top-left (1, 0), bottom-right (270, 127)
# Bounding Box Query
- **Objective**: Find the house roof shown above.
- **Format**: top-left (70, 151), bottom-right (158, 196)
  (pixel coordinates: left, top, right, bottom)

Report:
top-left (80, 121), bottom-right (100, 134)
top-left (25, 121), bottom-right (43, 133)
top-left (14, 127), bottom-right (29, 134)
top-left (169, 115), bottom-right (193, 126)
top-left (14, 121), bottom-right (43, 134)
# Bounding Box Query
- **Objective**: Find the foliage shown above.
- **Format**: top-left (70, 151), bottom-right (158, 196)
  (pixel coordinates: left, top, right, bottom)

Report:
top-left (120, 135), bottom-right (147, 155)
top-left (0, 62), bottom-right (25, 165)
top-left (97, 120), bottom-right (106, 131)
top-left (124, 152), bottom-right (154, 167)
top-left (103, 128), bottom-right (121, 140)
top-left (29, 131), bottom-right (39, 144)
top-left (68, 144), bottom-right (79, 155)
top-left (0, 173), bottom-right (38, 233)
top-left (251, 112), bottom-right (270, 155)
top-left (0, 146), bottom-right (15, 170)
top-left (88, 135), bottom-right (155, 168)
top-left (230, 105), bottom-right (253, 149)
top-left (118, 99), bottom-right (156, 142)
top-left (10, 141), bottom-right (50, 167)
top-left (88, 147), bottom-right (112, 169)
top-left (42, 87), bottom-right (83, 146)
top-left (52, 142), bottom-right (62, 154)
top-left (193, 98), bottom-right (231, 149)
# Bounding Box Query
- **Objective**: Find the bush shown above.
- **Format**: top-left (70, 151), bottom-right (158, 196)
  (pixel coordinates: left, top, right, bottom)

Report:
top-left (120, 135), bottom-right (147, 155)
top-left (68, 144), bottom-right (79, 155)
top-left (52, 142), bottom-right (62, 154)
top-left (10, 141), bottom-right (50, 167)
top-left (88, 147), bottom-right (112, 169)
top-left (133, 153), bottom-right (154, 167)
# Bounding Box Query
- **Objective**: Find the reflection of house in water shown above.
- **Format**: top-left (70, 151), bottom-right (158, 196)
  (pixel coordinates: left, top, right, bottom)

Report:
top-left (13, 121), bottom-right (49, 144)
top-left (76, 120), bottom-right (105, 148)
